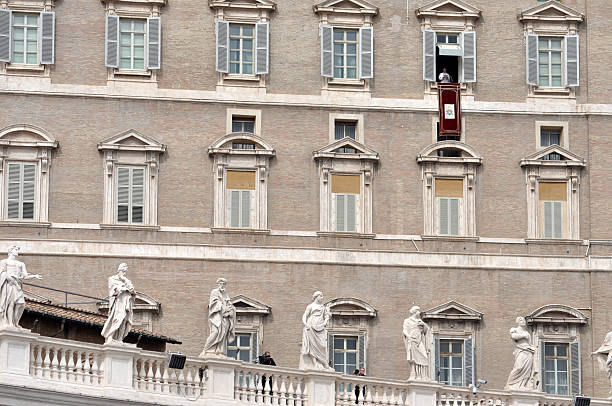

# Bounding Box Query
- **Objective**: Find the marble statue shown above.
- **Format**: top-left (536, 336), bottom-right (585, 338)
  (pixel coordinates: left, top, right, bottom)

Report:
top-left (505, 317), bottom-right (536, 391)
top-left (101, 263), bottom-right (135, 344)
top-left (0, 245), bottom-right (42, 329)
top-left (403, 305), bottom-right (431, 380)
top-left (200, 278), bottom-right (236, 357)
top-left (299, 291), bottom-right (333, 370)
top-left (593, 331), bottom-right (612, 395)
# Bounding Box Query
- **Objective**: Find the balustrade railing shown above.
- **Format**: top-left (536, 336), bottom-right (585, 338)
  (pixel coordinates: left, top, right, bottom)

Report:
top-left (335, 375), bottom-right (409, 405)
top-left (233, 363), bottom-right (308, 405)
top-left (436, 386), bottom-right (511, 406)
top-left (132, 353), bottom-right (207, 398)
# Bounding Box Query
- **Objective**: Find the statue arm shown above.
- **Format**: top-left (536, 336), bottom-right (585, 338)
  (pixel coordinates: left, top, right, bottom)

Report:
top-left (302, 304), bottom-right (312, 329)
top-left (20, 262), bottom-right (42, 280)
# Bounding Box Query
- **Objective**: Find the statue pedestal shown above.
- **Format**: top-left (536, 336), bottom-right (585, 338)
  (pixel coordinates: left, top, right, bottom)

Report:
top-left (201, 356), bottom-right (238, 406)
top-left (508, 391), bottom-right (541, 406)
top-left (102, 342), bottom-right (141, 399)
top-left (303, 369), bottom-right (338, 406)
top-left (405, 380), bottom-right (438, 406)
top-left (0, 328), bottom-right (38, 386)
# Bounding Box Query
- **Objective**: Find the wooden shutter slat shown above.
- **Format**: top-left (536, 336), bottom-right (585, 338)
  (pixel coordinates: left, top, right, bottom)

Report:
top-left (464, 337), bottom-right (473, 387)
top-left (216, 20), bottom-right (229, 73)
top-left (423, 29), bottom-right (436, 81)
top-left (526, 34), bottom-right (538, 85)
top-left (230, 190), bottom-right (240, 228)
top-left (147, 17), bottom-right (161, 70)
top-left (255, 22), bottom-right (269, 75)
top-left (40, 11), bottom-right (55, 64)
top-left (565, 35), bottom-right (579, 87)
top-left (336, 194), bottom-right (345, 232)
top-left (105, 14), bottom-right (119, 68)
top-left (7, 163), bottom-right (21, 219)
top-left (241, 190), bottom-right (250, 228)
top-left (439, 198), bottom-right (449, 235)
top-left (0, 9), bottom-right (11, 62)
top-left (321, 25), bottom-right (333, 77)
top-left (570, 341), bottom-right (581, 396)
top-left (462, 31), bottom-right (476, 83)
top-left (346, 194), bottom-right (356, 232)
top-left (450, 198), bottom-right (460, 236)
top-left (359, 27), bottom-right (373, 79)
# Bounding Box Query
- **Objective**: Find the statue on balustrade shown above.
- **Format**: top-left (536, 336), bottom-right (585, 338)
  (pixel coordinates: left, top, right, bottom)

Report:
top-left (101, 263), bottom-right (136, 344)
top-left (505, 317), bottom-right (537, 391)
top-left (200, 278), bottom-right (236, 357)
top-left (403, 305), bottom-right (431, 380)
top-left (299, 290), bottom-right (333, 371)
top-left (593, 330), bottom-right (612, 396)
top-left (0, 245), bottom-right (42, 329)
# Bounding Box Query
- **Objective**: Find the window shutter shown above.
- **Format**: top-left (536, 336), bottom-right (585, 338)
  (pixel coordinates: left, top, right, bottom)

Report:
top-left (434, 337), bottom-right (440, 382)
top-left (251, 331), bottom-right (259, 363)
top-left (7, 163), bottom-right (21, 219)
top-left (346, 194), bottom-right (356, 232)
top-left (321, 25), bottom-right (333, 77)
top-left (241, 190), bottom-right (251, 228)
top-left (131, 168), bottom-right (144, 224)
top-left (0, 9), bottom-right (12, 62)
top-left (461, 31), bottom-right (476, 83)
top-left (216, 20), bottom-right (229, 73)
top-left (526, 34), bottom-right (538, 85)
top-left (464, 337), bottom-right (474, 387)
top-left (336, 194), bottom-right (345, 232)
top-left (570, 341), bottom-right (581, 396)
top-left (22, 164), bottom-right (35, 220)
top-left (230, 190), bottom-right (240, 227)
top-left (147, 17), bottom-right (161, 70)
top-left (40, 12), bottom-right (55, 65)
top-left (255, 22), bottom-right (269, 75)
top-left (543, 201), bottom-right (553, 238)
top-left (105, 14), bottom-right (119, 68)
top-left (539, 341), bottom-right (546, 392)
top-left (423, 29), bottom-right (436, 82)
top-left (358, 333), bottom-right (366, 369)
top-left (328, 332), bottom-right (334, 368)
top-left (359, 27), bottom-right (373, 79)
top-left (439, 198), bottom-right (449, 235)
top-left (553, 201), bottom-right (563, 239)
top-left (117, 167), bottom-right (130, 222)
top-left (565, 35), bottom-right (579, 87)
top-left (450, 198), bottom-right (460, 236)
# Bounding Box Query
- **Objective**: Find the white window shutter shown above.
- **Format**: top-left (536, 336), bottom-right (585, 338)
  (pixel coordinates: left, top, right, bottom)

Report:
top-left (359, 27), bottom-right (373, 79)
top-left (230, 190), bottom-right (240, 227)
top-left (328, 333), bottom-right (334, 368)
top-left (40, 12), bottom-right (55, 65)
top-left (553, 201), bottom-right (563, 239)
top-left (439, 198), bottom-right (449, 235)
top-left (321, 25), bottom-right (333, 77)
top-left (255, 22), bottom-right (269, 75)
top-left (539, 341), bottom-right (546, 391)
top-left (0, 9), bottom-right (12, 63)
top-left (105, 14), bottom-right (119, 68)
top-left (570, 341), bottom-right (581, 396)
top-left (423, 29), bottom-right (436, 82)
top-left (450, 198), bottom-right (460, 236)
top-left (216, 20), bottom-right (229, 73)
top-left (464, 337), bottom-right (474, 387)
top-left (117, 167), bottom-right (130, 222)
top-left (434, 337), bottom-right (440, 382)
top-left (346, 194), bottom-right (356, 232)
top-left (147, 17), bottom-right (161, 70)
top-left (7, 163), bottom-right (20, 219)
top-left (461, 31), bottom-right (476, 83)
top-left (336, 194), bottom-right (345, 232)
top-left (526, 34), bottom-right (538, 85)
top-left (358, 333), bottom-right (366, 369)
top-left (22, 164), bottom-right (35, 220)
top-left (241, 190), bottom-right (250, 228)
top-left (543, 201), bottom-right (552, 238)
top-left (131, 168), bottom-right (144, 223)
top-left (565, 35), bottom-right (579, 87)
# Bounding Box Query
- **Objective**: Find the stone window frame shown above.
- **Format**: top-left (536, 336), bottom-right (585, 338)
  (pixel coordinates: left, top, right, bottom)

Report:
top-left (210, 0), bottom-right (276, 92)
top-left (520, 145), bottom-right (585, 241)
top-left (101, 0), bottom-right (166, 84)
top-left (313, 137), bottom-right (379, 236)
top-left (0, 0), bottom-right (57, 78)
top-left (208, 133), bottom-right (275, 232)
top-left (432, 116), bottom-right (465, 143)
top-left (229, 294), bottom-right (271, 362)
top-left (526, 304), bottom-right (587, 396)
top-left (415, 0), bottom-right (481, 98)
top-left (423, 300), bottom-right (483, 388)
top-left (226, 108), bottom-right (262, 136)
top-left (518, 1), bottom-right (583, 99)
top-left (0, 124), bottom-right (58, 225)
top-left (325, 297), bottom-right (377, 372)
top-left (535, 120), bottom-right (568, 150)
top-left (417, 141), bottom-right (481, 239)
top-left (98, 129), bottom-right (166, 229)
top-left (314, 0), bottom-right (378, 94)
top-left (98, 291), bottom-right (161, 332)
top-left (329, 112), bottom-right (364, 144)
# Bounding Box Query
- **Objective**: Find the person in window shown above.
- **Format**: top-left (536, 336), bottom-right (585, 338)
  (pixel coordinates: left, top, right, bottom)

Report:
top-left (353, 368), bottom-right (366, 404)
top-left (438, 68), bottom-right (452, 83)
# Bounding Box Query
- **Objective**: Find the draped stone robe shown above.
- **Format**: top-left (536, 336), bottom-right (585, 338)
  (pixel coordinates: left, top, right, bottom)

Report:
top-left (101, 274), bottom-right (135, 343)
top-left (202, 287), bottom-right (236, 355)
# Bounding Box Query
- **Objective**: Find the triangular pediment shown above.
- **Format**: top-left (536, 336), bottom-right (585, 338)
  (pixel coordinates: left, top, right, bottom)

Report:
top-left (526, 304), bottom-right (587, 325)
top-left (519, 1), bottom-right (583, 22)
top-left (99, 130), bottom-right (164, 148)
top-left (230, 295), bottom-right (271, 315)
top-left (422, 301), bottom-right (483, 321)
top-left (209, 0), bottom-right (276, 8)
top-left (314, 0), bottom-right (378, 14)
top-left (520, 145), bottom-right (585, 166)
top-left (416, 0), bottom-right (481, 17)
top-left (313, 138), bottom-right (379, 160)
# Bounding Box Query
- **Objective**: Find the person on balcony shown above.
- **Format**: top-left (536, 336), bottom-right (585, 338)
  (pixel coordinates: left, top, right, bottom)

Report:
top-left (438, 68), bottom-right (452, 83)
top-left (200, 278), bottom-right (236, 357)
top-left (299, 291), bottom-right (333, 370)
top-left (0, 245), bottom-right (42, 329)
top-left (101, 263), bottom-right (135, 344)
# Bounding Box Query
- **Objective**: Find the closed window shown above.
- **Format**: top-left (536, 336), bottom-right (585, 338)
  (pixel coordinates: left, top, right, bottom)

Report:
top-left (435, 179), bottom-right (463, 236)
top-left (540, 128), bottom-right (562, 160)
top-left (229, 24), bottom-right (254, 75)
top-left (6, 162), bottom-right (35, 220)
top-left (332, 174), bottom-right (360, 233)
top-left (226, 170), bottom-right (255, 228)
top-left (116, 166), bottom-right (145, 224)
top-left (227, 333), bottom-right (252, 362)
top-left (333, 336), bottom-right (358, 374)
top-left (334, 121), bottom-right (357, 140)
top-left (539, 37), bottom-right (563, 87)
top-left (12, 13), bottom-right (39, 65)
top-left (119, 19), bottom-right (146, 70)
top-left (439, 340), bottom-right (463, 386)
top-left (543, 343), bottom-right (569, 395)
top-left (539, 182), bottom-right (566, 239)
top-left (333, 29), bottom-right (358, 79)
top-left (232, 117), bottom-right (255, 133)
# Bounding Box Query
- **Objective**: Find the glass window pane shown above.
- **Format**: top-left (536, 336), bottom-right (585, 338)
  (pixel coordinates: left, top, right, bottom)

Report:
top-left (120, 34), bottom-right (131, 46)
top-left (552, 77), bottom-right (562, 87)
top-left (539, 38), bottom-right (548, 48)
top-left (242, 26), bottom-right (253, 37)
top-left (134, 34), bottom-right (145, 46)
top-left (346, 31), bottom-right (356, 41)
top-left (558, 371), bottom-right (568, 385)
top-left (558, 385), bottom-right (568, 395)
top-left (134, 47), bottom-right (144, 58)
top-left (239, 335), bottom-right (251, 346)
top-left (13, 28), bottom-right (24, 41)
top-left (451, 369), bottom-right (462, 385)
top-left (440, 369), bottom-right (449, 383)
top-left (334, 68), bottom-right (343, 78)
top-left (545, 359), bottom-right (555, 371)
top-left (551, 52), bottom-right (561, 63)
top-left (134, 20), bottom-right (146, 32)
top-left (440, 342), bottom-right (449, 353)
top-left (243, 52), bottom-right (252, 62)
top-left (132, 206), bottom-right (143, 223)
top-left (230, 63), bottom-right (239, 74)
top-left (120, 20), bottom-right (131, 31)
top-left (347, 68), bottom-right (357, 78)
top-left (346, 352), bottom-right (356, 364)
top-left (242, 64), bottom-right (252, 74)
top-left (13, 14), bottom-right (25, 25)
top-left (244, 122), bottom-right (254, 133)
top-left (440, 356), bottom-right (449, 368)
top-left (230, 25), bottom-right (240, 36)
top-left (334, 30), bottom-right (343, 40)
top-left (346, 339), bottom-right (357, 350)
top-left (551, 39), bottom-right (562, 49)
top-left (545, 345), bottom-right (554, 356)
top-left (545, 371), bottom-right (555, 385)
top-left (346, 56), bottom-right (356, 67)
top-left (26, 29), bottom-right (37, 40)
top-left (227, 349), bottom-right (238, 359)
top-left (437, 34), bottom-right (446, 43)
top-left (27, 14), bottom-right (39, 25)
top-left (347, 44), bottom-right (357, 54)
top-left (334, 55), bottom-right (343, 66)
top-left (539, 53), bottom-right (549, 63)
top-left (239, 350), bottom-right (250, 362)
top-left (117, 205), bottom-right (129, 222)
top-left (557, 345), bottom-right (568, 357)
top-left (448, 35), bottom-right (458, 44)
top-left (334, 338), bottom-right (344, 349)
top-left (557, 359), bottom-right (568, 371)
top-left (451, 342), bottom-right (462, 354)
top-left (334, 352), bottom-right (343, 365)
top-left (243, 40), bottom-right (253, 51)
top-left (13, 41), bottom-right (23, 52)
top-left (451, 356), bottom-right (462, 368)
top-left (133, 59), bottom-right (145, 70)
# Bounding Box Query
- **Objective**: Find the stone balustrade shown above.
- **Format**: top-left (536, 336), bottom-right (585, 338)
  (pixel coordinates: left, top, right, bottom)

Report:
top-left (0, 329), bottom-right (611, 406)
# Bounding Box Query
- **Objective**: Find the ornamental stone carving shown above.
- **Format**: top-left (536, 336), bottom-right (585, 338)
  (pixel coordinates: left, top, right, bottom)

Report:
top-left (505, 317), bottom-right (537, 391)
top-left (101, 263), bottom-right (136, 345)
top-left (200, 278), bottom-right (236, 357)
top-left (403, 305), bottom-right (431, 381)
top-left (299, 291), bottom-right (333, 371)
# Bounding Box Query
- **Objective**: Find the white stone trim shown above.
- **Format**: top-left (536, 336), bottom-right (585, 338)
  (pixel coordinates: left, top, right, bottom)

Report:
top-left (328, 112), bottom-right (364, 144)
top-left (535, 120), bottom-right (569, 149)
top-left (226, 108), bottom-right (262, 136)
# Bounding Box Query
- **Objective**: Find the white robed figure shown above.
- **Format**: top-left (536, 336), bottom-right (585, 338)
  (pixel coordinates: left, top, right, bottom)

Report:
top-left (593, 331), bottom-right (612, 394)
top-left (299, 291), bottom-right (333, 370)
top-left (101, 263), bottom-right (135, 344)
top-left (200, 278), bottom-right (236, 357)
top-left (0, 245), bottom-right (42, 329)
top-left (505, 317), bottom-right (536, 391)
top-left (403, 305), bottom-right (431, 380)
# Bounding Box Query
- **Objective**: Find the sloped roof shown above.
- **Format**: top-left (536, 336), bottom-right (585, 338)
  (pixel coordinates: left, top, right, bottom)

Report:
top-left (25, 298), bottom-right (181, 344)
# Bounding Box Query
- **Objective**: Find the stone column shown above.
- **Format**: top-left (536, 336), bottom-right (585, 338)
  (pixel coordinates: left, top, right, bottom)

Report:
top-left (0, 328), bottom-right (39, 387)
top-left (303, 370), bottom-right (337, 406)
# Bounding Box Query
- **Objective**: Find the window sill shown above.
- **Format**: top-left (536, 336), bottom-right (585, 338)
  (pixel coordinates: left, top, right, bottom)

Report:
top-left (317, 231), bottom-right (375, 239)
top-left (525, 238), bottom-right (584, 245)
top-left (421, 235), bottom-right (479, 242)
top-left (114, 69), bottom-right (152, 77)
top-left (211, 228), bottom-right (271, 235)
top-left (328, 78), bottom-right (365, 86)
top-left (224, 74), bottom-right (260, 82)
top-left (0, 221), bottom-right (51, 228)
top-left (99, 224), bottom-right (160, 231)
top-left (533, 87), bottom-right (571, 95)
top-left (5, 64), bottom-right (45, 72)
top-left (429, 82), bottom-right (467, 91)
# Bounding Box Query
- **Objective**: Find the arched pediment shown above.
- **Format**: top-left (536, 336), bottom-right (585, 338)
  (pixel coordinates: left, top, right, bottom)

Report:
top-left (417, 141), bottom-right (482, 164)
top-left (325, 297), bottom-right (377, 317)
top-left (208, 133), bottom-right (275, 155)
top-left (98, 129), bottom-right (166, 153)
top-left (0, 124), bottom-right (58, 148)
top-left (527, 304), bottom-right (587, 325)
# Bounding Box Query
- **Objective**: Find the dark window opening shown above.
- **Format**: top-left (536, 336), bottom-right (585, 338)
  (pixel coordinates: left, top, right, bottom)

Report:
top-left (334, 147), bottom-right (357, 154)
top-left (541, 128), bottom-right (562, 160)
top-left (335, 121), bottom-right (357, 140)
top-left (437, 148), bottom-right (462, 157)
top-left (437, 122), bottom-right (460, 142)
top-left (232, 142), bottom-right (255, 150)
top-left (232, 117), bottom-right (255, 133)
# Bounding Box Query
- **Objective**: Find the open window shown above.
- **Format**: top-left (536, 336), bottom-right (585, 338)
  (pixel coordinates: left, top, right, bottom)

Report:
top-left (208, 133), bottom-right (275, 231)
top-left (417, 141), bottom-right (481, 238)
top-left (313, 138), bottom-right (379, 235)
top-left (520, 145), bottom-right (585, 240)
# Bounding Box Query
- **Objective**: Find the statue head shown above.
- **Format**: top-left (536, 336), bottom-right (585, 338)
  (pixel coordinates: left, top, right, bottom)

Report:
top-left (516, 316), bottom-right (526, 327)
top-left (217, 277), bottom-right (227, 292)
top-left (117, 263), bottom-right (128, 274)
top-left (7, 245), bottom-right (19, 257)
top-left (313, 291), bottom-right (323, 303)
top-left (410, 305), bottom-right (421, 317)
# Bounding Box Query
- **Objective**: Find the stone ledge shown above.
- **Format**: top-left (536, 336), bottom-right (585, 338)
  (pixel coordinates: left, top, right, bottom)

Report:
top-left (0, 221), bottom-right (51, 228)
top-left (99, 224), bottom-right (161, 231)
top-left (316, 231), bottom-right (376, 239)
